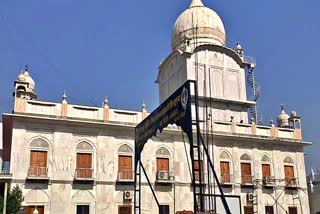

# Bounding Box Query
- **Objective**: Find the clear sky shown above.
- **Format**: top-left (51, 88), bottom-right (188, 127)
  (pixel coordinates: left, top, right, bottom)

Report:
top-left (0, 0), bottom-right (319, 170)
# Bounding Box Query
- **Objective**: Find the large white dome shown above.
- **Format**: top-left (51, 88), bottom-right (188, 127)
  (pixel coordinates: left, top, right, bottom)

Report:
top-left (171, 0), bottom-right (226, 50)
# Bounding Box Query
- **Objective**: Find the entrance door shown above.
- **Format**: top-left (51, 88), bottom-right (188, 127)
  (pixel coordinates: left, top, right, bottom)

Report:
top-left (30, 151), bottom-right (47, 177)
top-left (241, 163), bottom-right (252, 184)
top-left (119, 155), bottom-right (133, 180)
top-left (76, 153), bottom-right (92, 178)
top-left (220, 161), bottom-right (230, 183)
top-left (26, 206), bottom-right (45, 214)
top-left (284, 166), bottom-right (295, 185)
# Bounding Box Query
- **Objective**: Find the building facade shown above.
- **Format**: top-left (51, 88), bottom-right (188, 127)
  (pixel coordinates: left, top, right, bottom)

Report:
top-left (308, 170), bottom-right (320, 214)
top-left (1, 0), bottom-right (311, 214)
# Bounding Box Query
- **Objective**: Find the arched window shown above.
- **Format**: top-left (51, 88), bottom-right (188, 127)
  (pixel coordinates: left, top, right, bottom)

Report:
top-left (240, 153), bottom-right (251, 161)
top-left (75, 141), bottom-right (94, 179)
top-left (295, 120), bottom-right (301, 129)
top-left (212, 70), bottom-right (223, 97)
top-left (261, 155), bottom-right (271, 162)
top-left (155, 147), bottom-right (172, 181)
top-left (219, 151), bottom-right (232, 184)
top-left (284, 156), bottom-right (294, 164)
top-left (261, 154), bottom-right (272, 182)
top-left (227, 73), bottom-right (239, 100)
top-left (283, 156), bottom-right (296, 186)
top-left (118, 144), bottom-right (134, 181)
top-left (28, 138), bottom-right (49, 178)
top-left (240, 153), bottom-right (253, 184)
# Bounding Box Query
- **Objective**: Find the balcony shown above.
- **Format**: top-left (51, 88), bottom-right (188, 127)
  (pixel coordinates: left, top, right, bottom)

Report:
top-left (117, 171), bottom-right (134, 183)
top-left (262, 176), bottom-right (275, 188)
top-left (220, 173), bottom-right (233, 186)
top-left (241, 175), bottom-right (255, 187)
top-left (0, 161), bottom-right (12, 181)
top-left (243, 55), bottom-right (256, 67)
top-left (156, 171), bottom-right (174, 184)
top-left (27, 166), bottom-right (49, 180)
top-left (74, 168), bottom-right (94, 181)
top-left (285, 177), bottom-right (298, 189)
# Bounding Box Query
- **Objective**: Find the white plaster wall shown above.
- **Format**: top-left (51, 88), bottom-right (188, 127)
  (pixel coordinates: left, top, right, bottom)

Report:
top-left (9, 118), bottom-right (309, 214)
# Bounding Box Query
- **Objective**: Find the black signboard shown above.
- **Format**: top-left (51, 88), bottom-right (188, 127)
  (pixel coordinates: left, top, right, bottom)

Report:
top-left (135, 80), bottom-right (193, 165)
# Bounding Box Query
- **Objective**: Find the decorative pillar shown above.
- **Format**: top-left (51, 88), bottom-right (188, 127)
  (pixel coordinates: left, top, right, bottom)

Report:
top-left (61, 91), bottom-right (68, 119)
top-left (294, 129), bottom-right (302, 141)
top-left (270, 121), bottom-right (278, 139)
top-left (230, 116), bottom-right (236, 134)
top-left (251, 118), bottom-right (257, 135)
top-left (103, 97), bottom-right (110, 122)
top-left (14, 98), bottom-right (26, 113)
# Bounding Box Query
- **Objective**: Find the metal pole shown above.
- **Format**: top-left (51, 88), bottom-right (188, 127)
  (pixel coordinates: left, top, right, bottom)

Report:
top-left (3, 182), bottom-right (8, 214)
top-left (193, 81), bottom-right (205, 212)
top-left (198, 134), bottom-right (231, 214)
top-left (140, 163), bottom-right (162, 213)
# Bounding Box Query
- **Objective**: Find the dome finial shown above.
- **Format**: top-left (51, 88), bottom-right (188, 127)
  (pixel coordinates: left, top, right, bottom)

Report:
top-left (62, 90), bottom-right (67, 104)
top-left (24, 64), bottom-right (30, 75)
top-left (278, 104), bottom-right (290, 127)
top-left (190, 0), bottom-right (204, 8)
top-left (103, 96), bottom-right (109, 108)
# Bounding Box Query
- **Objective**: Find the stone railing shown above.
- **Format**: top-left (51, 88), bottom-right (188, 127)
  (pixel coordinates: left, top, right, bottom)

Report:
top-left (13, 99), bottom-right (302, 141)
top-left (209, 121), bottom-right (301, 141)
top-left (14, 98), bottom-right (146, 124)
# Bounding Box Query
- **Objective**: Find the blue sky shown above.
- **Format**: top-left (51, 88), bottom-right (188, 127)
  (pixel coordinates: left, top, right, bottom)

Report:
top-left (0, 0), bottom-right (319, 170)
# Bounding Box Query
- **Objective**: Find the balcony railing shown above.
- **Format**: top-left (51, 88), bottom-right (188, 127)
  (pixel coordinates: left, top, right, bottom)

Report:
top-left (243, 55), bottom-right (256, 67)
top-left (241, 175), bottom-right (254, 185)
top-left (75, 168), bottom-right (94, 179)
top-left (117, 170), bottom-right (134, 181)
top-left (285, 177), bottom-right (298, 187)
top-left (28, 166), bottom-right (48, 178)
top-left (262, 176), bottom-right (275, 186)
top-left (156, 171), bottom-right (174, 183)
top-left (220, 173), bottom-right (233, 184)
top-left (0, 161), bottom-right (12, 180)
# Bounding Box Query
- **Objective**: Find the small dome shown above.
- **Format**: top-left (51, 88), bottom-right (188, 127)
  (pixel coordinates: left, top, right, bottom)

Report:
top-left (16, 66), bottom-right (35, 89)
top-left (17, 72), bottom-right (26, 81)
top-left (291, 111), bottom-right (297, 117)
top-left (23, 71), bottom-right (35, 88)
top-left (171, 0), bottom-right (226, 50)
top-left (277, 105), bottom-right (290, 127)
top-left (236, 43), bottom-right (242, 50)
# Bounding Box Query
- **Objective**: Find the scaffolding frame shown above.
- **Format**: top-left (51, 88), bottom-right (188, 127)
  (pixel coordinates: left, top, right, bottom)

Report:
top-left (250, 177), bottom-right (303, 214)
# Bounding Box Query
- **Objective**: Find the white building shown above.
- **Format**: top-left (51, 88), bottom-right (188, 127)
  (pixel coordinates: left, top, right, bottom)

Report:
top-left (1, 0), bottom-right (311, 214)
top-left (308, 170), bottom-right (320, 214)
